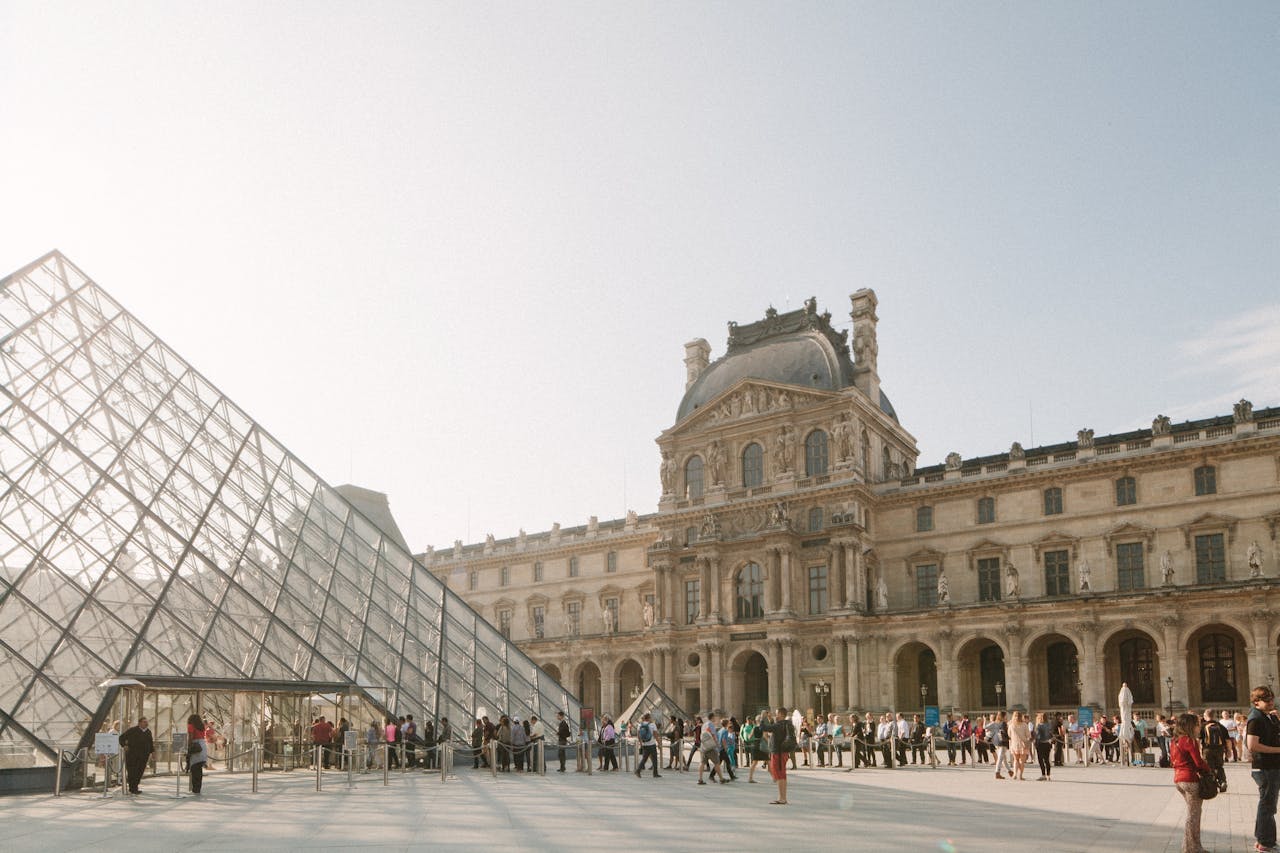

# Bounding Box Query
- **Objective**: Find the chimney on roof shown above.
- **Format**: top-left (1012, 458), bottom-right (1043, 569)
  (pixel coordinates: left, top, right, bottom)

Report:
top-left (684, 338), bottom-right (711, 390)
top-left (850, 289), bottom-right (879, 403)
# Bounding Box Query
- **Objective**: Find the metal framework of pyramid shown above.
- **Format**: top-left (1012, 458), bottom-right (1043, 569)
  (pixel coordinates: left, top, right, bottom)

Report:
top-left (616, 681), bottom-right (689, 729)
top-left (0, 251), bottom-right (579, 766)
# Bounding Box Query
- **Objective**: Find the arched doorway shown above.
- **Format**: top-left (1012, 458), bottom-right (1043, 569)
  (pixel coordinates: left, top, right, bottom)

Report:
top-left (576, 661), bottom-right (602, 718)
top-left (1104, 629), bottom-right (1160, 707)
top-left (956, 638), bottom-right (1005, 711)
top-left (1186, 624), bottom-right (1249, 708)
top-left (895, 641), bottom-right (937, 710)
top-left (618, 659), bottom-right (644, 709)
top-left (743, 652), bottom-right (769, 719)
top-left (1026, 633), bottom-right (1080, 710)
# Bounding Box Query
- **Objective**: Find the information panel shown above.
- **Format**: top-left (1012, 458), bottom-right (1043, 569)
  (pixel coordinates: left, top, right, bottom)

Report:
top-left (95, 733), bottom-right (120, 755)
top-left (1077, 707), bottom-right (1094, 727)
top-left (924, 706), bottom-right (939, 727)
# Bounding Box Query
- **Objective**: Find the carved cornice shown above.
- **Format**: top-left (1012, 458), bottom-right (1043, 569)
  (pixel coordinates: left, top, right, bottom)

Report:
top-left (1104, 521), bottom-right (1157, 556)
top-left (904, 547), bottom-right (945, 577)
top-left (966, 538), bottom-right (1010, 572)
top-left (1031, 530), bottom-right (1080, 561)
top-left (1180, 512), bottom-right (1239, 549)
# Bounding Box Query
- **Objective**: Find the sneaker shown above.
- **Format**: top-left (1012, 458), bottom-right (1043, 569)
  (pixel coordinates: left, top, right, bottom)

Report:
top-left (653, 774), bottom-right (662, 778)
top-left (635, 769), bottom-right (641, 778)
top-left (995, 773), bottom-right (1005, 779)
top-left (697, 780), bottom-right (706, 785)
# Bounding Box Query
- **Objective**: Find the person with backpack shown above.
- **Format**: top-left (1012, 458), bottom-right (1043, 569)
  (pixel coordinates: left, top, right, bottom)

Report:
top-left (634, 712), bottom-right (662, 778)
top-left (1201, 708), bottom-right (1229, 791)
top-left (697, 713), bottom-right (722, 785)
top-left (717, 719), bottom-right (737, 781)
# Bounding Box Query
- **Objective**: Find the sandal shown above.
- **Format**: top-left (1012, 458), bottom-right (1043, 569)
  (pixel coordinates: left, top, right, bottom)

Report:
top-left (770, 800), bottom-right (787, 805)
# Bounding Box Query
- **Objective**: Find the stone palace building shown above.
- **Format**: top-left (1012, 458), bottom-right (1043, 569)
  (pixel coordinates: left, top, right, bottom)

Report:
top-left (419, 293), bottom-right (1280, 722)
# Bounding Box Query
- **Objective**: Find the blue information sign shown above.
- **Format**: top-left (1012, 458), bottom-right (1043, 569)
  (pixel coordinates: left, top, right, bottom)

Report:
top-left (1077, 706), bottom-right (1093, 727)
top-left (924, 705), bottom-right (939, 727)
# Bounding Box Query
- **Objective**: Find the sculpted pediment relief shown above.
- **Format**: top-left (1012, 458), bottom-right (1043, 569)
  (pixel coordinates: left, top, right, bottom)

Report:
top-left (670, 379), bottom-right (839, 436)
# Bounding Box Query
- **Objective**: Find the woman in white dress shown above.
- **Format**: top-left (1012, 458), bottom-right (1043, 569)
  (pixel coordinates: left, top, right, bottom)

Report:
top-left (1008, 710), bottom-right (1032, 780)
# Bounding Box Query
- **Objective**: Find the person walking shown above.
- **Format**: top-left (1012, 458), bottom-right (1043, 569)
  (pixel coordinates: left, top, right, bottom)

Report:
top-left (988, 711), bottom-right (1010, 779)
top-left (599, 716), bottom-right (619, 771)
top-left (511, 716), bottom-right (529, 772)
top-left (1201, 709), bottom-right (1229, 791)
top-left (470, 719), bottom-right (485, 769)
top-left (1008, 710), bottom-right (1031, 781)
top-left (1246, 685), bottom-right (1280, 853)
top-left (697, 713), bottom-right (721, 785)
top-left (186, 714), bottom-right (209, 794)
top-left (497, 715), bottom-right (513, 772)
top-left (1033, 712), bottom-right (1054, 781)
top-left (634, 713), bottom-right (662, 778)
top-left (527, 715), bottom-right (543, 771)
top-left (664, 716), bottom-right (684, 770)
top-left (1171, 712), bottom-right (1212, 853)
top-left (119, 716), bottom-right (154, 795)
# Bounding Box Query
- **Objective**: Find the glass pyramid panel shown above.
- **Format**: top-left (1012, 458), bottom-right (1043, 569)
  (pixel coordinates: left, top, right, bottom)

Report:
top-left (0, 251), bottom-right (579, 766)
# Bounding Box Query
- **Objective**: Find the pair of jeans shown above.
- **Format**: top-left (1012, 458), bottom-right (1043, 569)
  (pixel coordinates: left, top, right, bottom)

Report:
top-left (1252, 767), bottom-right (1280, 848)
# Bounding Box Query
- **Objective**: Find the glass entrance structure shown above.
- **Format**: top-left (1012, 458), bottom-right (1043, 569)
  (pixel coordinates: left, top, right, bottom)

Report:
top-left (0, 251), bottom-right (579, 781)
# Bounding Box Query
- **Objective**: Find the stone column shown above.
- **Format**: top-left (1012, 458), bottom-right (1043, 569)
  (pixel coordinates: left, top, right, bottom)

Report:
top-left (1159, 615), bottom-right (1185, 713)
top-left (1077, 622), bottom-right (1101, 709)
top-left (709, 642), bottom-right (724, 711)
top-left (831, 543), bottom-right (847, 608)
top-left (664, 646), bottom-right (676, 692)
top-left (601, 672), bottom-right (620, 715)
top-left (763, 548), bottom-right (779, 613)
top-left (698, 644), bottom-right (713, 711)
top-left (767, 640), bottom-right (783, 710)
top-left (935, 630), bottom-right (955, 709)
top-left (659, 565), bottom-right (674, 625)
top-left (779, 549), bottom-right (794, 615)
top-left (846, 637), bottom-right (862, 710)
top-left (709, 555), bottom-right (723, 623)
top-left (852, 544), bottom-right (867, 610)
top-left (1004, 627), bottom-right (1027, 710)
top-left (780, 639), bottom-right (796, 709)
top-left (1251, 608), bottom-right (1273, 691)
top-left (831, 636), bottom-right (848, 709)
top-left (700, 559), bottom-right (712, 621)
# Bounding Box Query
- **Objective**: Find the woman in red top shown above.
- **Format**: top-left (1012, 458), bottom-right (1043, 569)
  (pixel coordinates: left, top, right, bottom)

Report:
top-left (186, 714), bottom-right (209, 794)
top-left (1171, 712), bottom-right (1213, 853)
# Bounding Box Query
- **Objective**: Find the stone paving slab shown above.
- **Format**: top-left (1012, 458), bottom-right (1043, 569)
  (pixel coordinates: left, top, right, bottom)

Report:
top-left (0, 759), bottom-right (1265, 852)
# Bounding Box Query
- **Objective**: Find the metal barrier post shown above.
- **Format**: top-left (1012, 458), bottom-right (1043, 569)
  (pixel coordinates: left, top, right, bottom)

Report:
top-left (315, 746), bottom-right (322, 791)
top-left (587, 739), bottom-right (593, 776)
top-left (489, 741), bottom-right (497, 778)
top-left (383, 744), bottom-right (390, 786)
top-left (54, 751), bottom-right (64, 797)
top-left (399, 741), bottom-right (407, 774)
top-left (252, 743), bottom-right (260, 794)
top-left (440, 743), bottom-right (447, 783)
top-left (348, 746), bottom-right (355, 789)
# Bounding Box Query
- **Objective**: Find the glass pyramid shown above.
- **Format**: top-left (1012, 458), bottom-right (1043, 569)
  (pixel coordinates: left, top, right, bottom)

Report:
top-left (0, 251), bottom-right (578, 767)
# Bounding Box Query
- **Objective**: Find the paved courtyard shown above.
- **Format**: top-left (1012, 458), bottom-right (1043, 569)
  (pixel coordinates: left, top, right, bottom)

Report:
top-left (0, 758), bottom-right (1265, 852)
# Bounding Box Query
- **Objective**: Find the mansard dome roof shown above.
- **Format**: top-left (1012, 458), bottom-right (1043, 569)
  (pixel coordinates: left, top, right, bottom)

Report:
top-left (676, 299), bottom-right (898, 423)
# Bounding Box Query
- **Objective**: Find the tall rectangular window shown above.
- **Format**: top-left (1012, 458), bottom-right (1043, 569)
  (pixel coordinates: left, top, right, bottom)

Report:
top-left (534, 561), bottom-right (543, 582)
top-left (567, 601), bottom-right (581, 636)
top-left (500, 566), bottom-right (509, 587)
top-left (685, 579), bottom-right (700, 624)
top-left (606, 551), bottom-right (617, 573)
top-left (1117, 542), bottom-right (1145, 590)
top-left (916, 564), bottom-right (938, 608)
top-left (533, 606), bottom-right (545, 639)
top-left (1194, 465), bottom-right (1217, 496)
top-left (1195, 533), bottom-right (1226, 583)
top-left (1043, 487), bottom-right (1063, 515)
top-left (468, 571), bottom-right (477, 591)
top-left (977, 557), bottom-right (1001, 602)
top-left (977, 497), bottom-right (995, 524)
top-left (808, 565), bottom-right (828, 615)
top-left (916, 506), bottom-right (933, 532)
top-left (499, 609), bottom-right (511, 638)
top-left (1115, 476), bottom-right (1136, 506)
top-left (1044, 550), bottom-right (1070, 597)
top-left (605, 597), bottom-right (618, 628)
top-left (568, 556), bottom-right (579, 578)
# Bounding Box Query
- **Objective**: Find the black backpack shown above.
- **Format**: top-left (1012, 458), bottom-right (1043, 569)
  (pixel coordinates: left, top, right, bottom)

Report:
top-left (1204, 723), bottom-right (1225, 749)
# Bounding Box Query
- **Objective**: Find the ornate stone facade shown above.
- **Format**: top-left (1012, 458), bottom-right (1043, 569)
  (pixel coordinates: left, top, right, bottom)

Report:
top-left (420, 294), bottom-right (1280, 722)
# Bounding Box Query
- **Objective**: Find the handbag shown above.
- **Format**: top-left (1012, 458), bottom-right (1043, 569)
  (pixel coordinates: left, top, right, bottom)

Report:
top-left (1197, 771), bottom-right (1219, 800)
top-left (187, 741), bottom-right (201, 756)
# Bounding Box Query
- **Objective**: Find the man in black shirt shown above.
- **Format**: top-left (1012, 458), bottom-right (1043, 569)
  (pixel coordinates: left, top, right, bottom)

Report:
top-left (555, 711), bottom-right (572, 772)
top-left (1246, 686), bottom-right (1280, 853)
top-left (1201, 708), bottom-right (1229, 790)
top-left (119, 716), bottom-right (154, 794)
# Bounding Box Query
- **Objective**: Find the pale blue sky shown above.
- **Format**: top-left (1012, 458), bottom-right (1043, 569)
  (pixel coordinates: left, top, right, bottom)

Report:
top-left (2, 1), bottom-right (1276, 551)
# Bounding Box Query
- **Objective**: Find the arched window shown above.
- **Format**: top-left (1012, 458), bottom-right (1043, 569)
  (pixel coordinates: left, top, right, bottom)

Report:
top-left (805, 430), bottom-right (829, 477)
top-left (882, 446), bottom-right (892, 480)
top-left (741, 443), bottom-right (764, 488)
top-left (1046, 641), bottom-right (1080, 705)
top-left (979, 645), bottom-right (1006, 707)
top-left (1199, 633), bottom-right (1237, 703)
top-left (685, 456), bottom-right (704, 500)
top-left (1119, 637), bottom-right (1156, 703)
top-left (860, 430), bottom-right (871, 475)
top-left (735, 562), bottom-right (764, 621)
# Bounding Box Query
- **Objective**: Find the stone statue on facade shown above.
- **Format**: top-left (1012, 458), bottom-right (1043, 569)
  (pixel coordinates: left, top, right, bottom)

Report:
top-left (1077, 428), bottom-right (1094, 448)
top-left (660, 451), bottom-right (676, 495)
top-left (1152, 414), bottom-right (1172, 436)
top-left (517, 529), bottom-right (527, 548)
top-left (1009, 441), bottom-right (1025, 460)
top-left (1249, 541), bottom-right (1265, 578)
top-left (1005, 564), bottom-right (1020, 598)
top-left (774, 426), bottom-right (795, 472)
top-left (937, 570), bottom-right (950, 606)
top-left (642, 600), bottom-right (655, 629)
top-left (699, 512), bottom-right (719, 538)
top-left (831, 412), bottom-right (854, 461)
top-left (625, 509), bottom-right (638, 529)
top-left (767, 501), bottom-right (788, 528)
top-left (876, 573), bottom-right (889, 612)
top-left (1160, 550), bottom-right (1175, 586)
top-left (1234, 398), bottom-right (1254, 424)
top-left (945, 452), bottom-right (962, 471)
top-left (1078, 558), bottom-right (1092, 593)
top-left (707, 440), bottom-right (726, 486)
top-left (484, 533), bottom-right (496, 552)
top-left (453, 539), bottom-right (463, 557)
top-left (602, 606), bottom-right (615, 635)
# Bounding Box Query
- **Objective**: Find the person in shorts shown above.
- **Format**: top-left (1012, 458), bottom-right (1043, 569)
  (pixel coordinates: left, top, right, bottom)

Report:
top-left (765, 706), bottom-right (793, 804)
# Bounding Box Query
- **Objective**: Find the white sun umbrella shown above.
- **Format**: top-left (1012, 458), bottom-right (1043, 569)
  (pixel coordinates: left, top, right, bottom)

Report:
top-left (1118, 682), bottom-right (1134, 743)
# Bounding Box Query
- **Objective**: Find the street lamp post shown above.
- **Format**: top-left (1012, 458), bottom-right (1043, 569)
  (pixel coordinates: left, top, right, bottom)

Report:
top-left (1076, 679), bottom-right (1083, 708)
top-left (995, 681), bottom-right (1004, 710)
top-left (814, 682), bottom-right (830, 718)
top-left (1165, 676), bottom-right (1174, 718)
